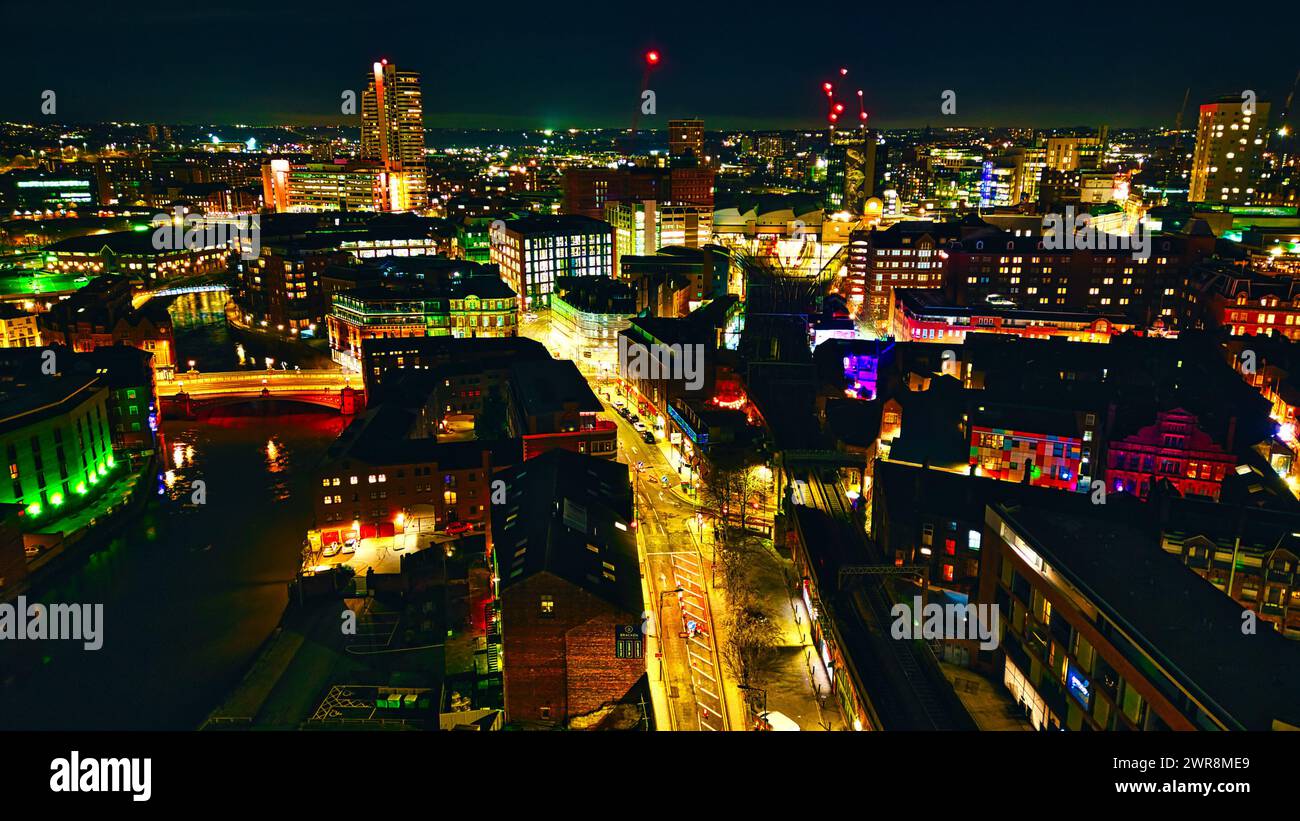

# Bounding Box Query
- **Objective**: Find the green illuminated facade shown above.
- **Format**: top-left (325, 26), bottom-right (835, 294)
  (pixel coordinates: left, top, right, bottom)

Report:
top-left (0, 379), bottom-right (116, 520)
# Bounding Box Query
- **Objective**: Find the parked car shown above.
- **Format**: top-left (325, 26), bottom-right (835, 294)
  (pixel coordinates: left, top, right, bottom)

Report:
top-left (322, 542), bottom-right (341, 557)
top-left (633, 420), bottom-right (648, 433)
top-left (341, 538), bottom-right (357, 555)
top-left (445, 520), bottom-right (472, 536)
top-left (641, 430), bottom-right (656, 444)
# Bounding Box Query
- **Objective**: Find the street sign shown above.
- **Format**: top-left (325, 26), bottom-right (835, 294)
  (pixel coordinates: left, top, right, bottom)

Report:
top-left (615, 624), bottom-right (643, 659)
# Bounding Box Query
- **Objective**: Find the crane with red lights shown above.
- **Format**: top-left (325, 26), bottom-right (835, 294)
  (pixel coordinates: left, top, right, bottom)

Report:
top-left (624, 49), bottom-right (662, 156)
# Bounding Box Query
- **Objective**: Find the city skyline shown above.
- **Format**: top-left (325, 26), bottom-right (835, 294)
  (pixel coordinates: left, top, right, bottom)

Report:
top-left (4, 6), bottom-right (1300, 802)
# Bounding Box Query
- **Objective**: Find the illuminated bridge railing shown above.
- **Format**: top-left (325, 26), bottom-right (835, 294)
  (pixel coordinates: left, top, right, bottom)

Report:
top-left (156, 369), bottom-right (356, 395)
top-left (145, 283), bottom-right (230, 298)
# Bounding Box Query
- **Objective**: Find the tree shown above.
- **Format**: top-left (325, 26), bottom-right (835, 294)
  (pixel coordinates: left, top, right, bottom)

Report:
top-left (719, 598), bottom-right (781, 688)
top-left (698, 449), bottom-right (768, 540)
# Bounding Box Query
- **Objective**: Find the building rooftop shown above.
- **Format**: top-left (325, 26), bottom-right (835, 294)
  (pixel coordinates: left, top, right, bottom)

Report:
top-left (503, 214), bottom-right (611, 235)
top-left (509, 359), bottom-right (602, 418)
top-left (996, 499), bottom-right (1300, 731)
top-left (492, 449), bottom-right (639, 614)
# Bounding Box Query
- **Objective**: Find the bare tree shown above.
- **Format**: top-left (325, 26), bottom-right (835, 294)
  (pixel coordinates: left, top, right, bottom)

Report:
top-left (698, 450), bottom-right (768, 540)
top-left (719, 600), bottom-right (781, 688)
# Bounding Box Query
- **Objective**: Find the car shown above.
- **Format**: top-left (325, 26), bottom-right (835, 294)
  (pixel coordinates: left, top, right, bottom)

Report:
top-left (445, 520), bottom-right (472, 536)
top-left (322, 542), bottom-right (341, 557)
top-left (74, 275), bottom-right (89, 283)
top-left (341, 538), bottom-right (357, 555)
top-left (633, 421), bottom-right (648, 433)
top-left (641, 430), bottom-right (656, 444)
top-left (612, 397), bottom-right (626, 409)
top-left (627, 414), bottom-right (640, 425)
top-left (524, 312), bottom-right (539, 322)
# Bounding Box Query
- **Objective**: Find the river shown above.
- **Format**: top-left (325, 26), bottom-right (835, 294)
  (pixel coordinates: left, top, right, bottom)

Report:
top-left (0, 291), bottom-right (345, 730)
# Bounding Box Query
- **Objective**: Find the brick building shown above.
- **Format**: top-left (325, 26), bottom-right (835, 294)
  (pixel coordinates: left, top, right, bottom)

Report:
top-left (492, 449), bottom-right (643, 726)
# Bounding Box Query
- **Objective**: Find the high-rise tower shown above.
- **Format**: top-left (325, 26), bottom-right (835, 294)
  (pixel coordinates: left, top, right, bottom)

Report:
top-left (1189, 95), bottom-right (1271, 204)
top-left (361, 59), bottom-right (428, 211)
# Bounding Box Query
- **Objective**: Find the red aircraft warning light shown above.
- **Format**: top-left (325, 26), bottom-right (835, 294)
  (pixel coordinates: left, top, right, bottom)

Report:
top-left (645, 50), bottom-right (660, 65)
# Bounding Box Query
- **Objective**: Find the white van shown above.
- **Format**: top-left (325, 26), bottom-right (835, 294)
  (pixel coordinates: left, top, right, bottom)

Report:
top-left (759, 711), bottom-right (800, 731)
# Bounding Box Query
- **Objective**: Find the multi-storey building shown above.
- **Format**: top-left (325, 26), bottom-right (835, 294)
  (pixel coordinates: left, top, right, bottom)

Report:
top-left (492, 448), bottom-right (642, 727)
top-left (843, 220), bottom-right (959, 320)
top-left (509, 359), bottom-right (616, 461)
top-left (1159, 498), bottom-right (1300, 638)
top-left (550, 276), bottom-right (636, 376)
top-left (605, 200), bottom-right (712, 270)
top-left (360, 60), bottom-right (428, 211)
top-left (261, 159), bottom-right (385, 213)
top-left (668, 119), bottom-right (705, 164)
top-left (969, 404), bottom-right (1094, 492)
top-left (314, 403), bottom-right (519, 533)
top-left (978, 499), bottom-right (1300, 730)
top-left (1189, 96), bottom-right (1271, 204)
top-left (490, 215), bottom-right (613, 312)
top-left (40, 276), bottom-right (176, 378)
top-left (235, 240), bottom-right (350, 334)
top-left (43, 230), bottom-right (231, 282)
top-left (561, 166), bottom-right (713, 221)
top-left (619, 245), bottom-right (730, 316)
top-left (0, 305), bottom-right (43, 348)
top-left (889, 288), bottom-right (1132, 344)
top-left (1044, 134), bottom-right (1104, 172)
top-left (1104, 408), bottom-right (1235, 500)
top-left (825, 129), bottom-right (876, 214)
top-left (0, 373), bottom-right (117, 523)
top-left (327, 277), bottom-right (518, 371)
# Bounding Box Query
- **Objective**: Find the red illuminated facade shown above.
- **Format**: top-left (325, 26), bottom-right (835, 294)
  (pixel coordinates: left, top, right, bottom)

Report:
top-left (1105, 408), bottom-right (1234, 501)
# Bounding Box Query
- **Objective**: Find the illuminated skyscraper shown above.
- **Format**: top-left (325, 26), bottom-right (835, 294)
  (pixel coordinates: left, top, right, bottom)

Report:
top-left (826, 128), bottom-right (876, 214)
top-left (361, 59), bottom-right (428, 211)
top-left (1189, 95), bottom-right (1270, 204)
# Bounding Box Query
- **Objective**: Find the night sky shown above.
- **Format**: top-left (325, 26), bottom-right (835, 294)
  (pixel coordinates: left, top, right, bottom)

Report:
top-left (4, 0), bottom-right (1298, 129)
